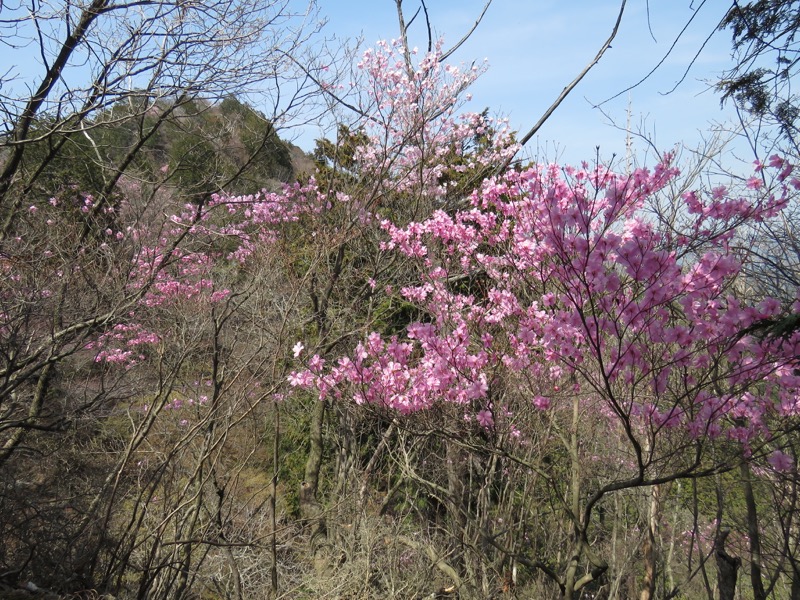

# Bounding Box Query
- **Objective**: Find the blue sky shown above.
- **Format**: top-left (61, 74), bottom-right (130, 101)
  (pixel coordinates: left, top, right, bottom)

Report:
top-left (1, 0), bottom-right (748, 170)
top-left (301, 0), bottom-right (749, 169)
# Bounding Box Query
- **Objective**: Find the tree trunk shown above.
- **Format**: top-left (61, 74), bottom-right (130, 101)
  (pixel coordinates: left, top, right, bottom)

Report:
top-left (741, 461), bottom-right (767, 600)
top-left (640, 485), bottom-right (660, 600)
top-left (301, 398), bottom-right (328, 573)
top-left (270, 401), bottom-right (280, 597)
top-left (792, 562), bottom-right (800, 600)
top-left (715, 530), bottom-right (740, 600)
top-left (563, 396), bottom-right (582, 600)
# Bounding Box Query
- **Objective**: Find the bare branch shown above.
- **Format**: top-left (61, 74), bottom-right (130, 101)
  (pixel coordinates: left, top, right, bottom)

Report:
top-left (516, 0), bottom-right (627, 149)
top-left (439, 0), bottom-right (492, 63)
top-left (596, 0), bottom-right (713, 107)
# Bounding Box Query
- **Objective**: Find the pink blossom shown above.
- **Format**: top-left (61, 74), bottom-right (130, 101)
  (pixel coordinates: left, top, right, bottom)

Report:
top-left (768, 450), bottom-right (794, 472)
top-left (476, 409), bottom-right (494, 429)
top-left (533, 396), bottom-right (551, 410)
top-left (288, 370), bottom-right (314, 388)
top-left (746, 176), bottom-right (763, 189)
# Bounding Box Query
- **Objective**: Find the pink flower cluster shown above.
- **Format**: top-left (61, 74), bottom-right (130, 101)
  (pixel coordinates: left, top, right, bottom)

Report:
top-left (91, 180), bottom-right (330, 368)
top-left (347, 39), bottom-right (518, 202)
top-left (291, 157), bottom-right (800, 443)
top-left (90, 323), bottom-right (161, 367)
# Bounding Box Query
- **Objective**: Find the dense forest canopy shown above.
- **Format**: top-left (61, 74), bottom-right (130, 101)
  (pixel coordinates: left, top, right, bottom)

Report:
top-left (1, 1), bottom-right (800, 599)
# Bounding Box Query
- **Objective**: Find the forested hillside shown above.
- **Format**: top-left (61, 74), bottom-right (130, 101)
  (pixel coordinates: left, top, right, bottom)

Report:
top-left (2, 1), bottom-right (800, 599)
top-left (5, 96), bottom-right (300, 199)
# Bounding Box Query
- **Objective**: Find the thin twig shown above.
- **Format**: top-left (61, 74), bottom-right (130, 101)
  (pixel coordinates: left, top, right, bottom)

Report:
top-left (439, 0), bottom-right (493, 63)
top-left (517, 0), bottom-right (627, 149)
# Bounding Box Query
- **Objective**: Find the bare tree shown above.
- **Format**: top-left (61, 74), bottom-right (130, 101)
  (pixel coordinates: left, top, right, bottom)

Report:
top-left (0, 1), bottom-right (329, 595)
top-left (0, 0), bottom-right (322, 224)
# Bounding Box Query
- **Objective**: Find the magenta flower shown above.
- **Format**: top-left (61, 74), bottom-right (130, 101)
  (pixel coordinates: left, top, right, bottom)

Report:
top-left (768, 450), bottom-right (794, 472)
top-left (476, 409), bottom-right (494, 429)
